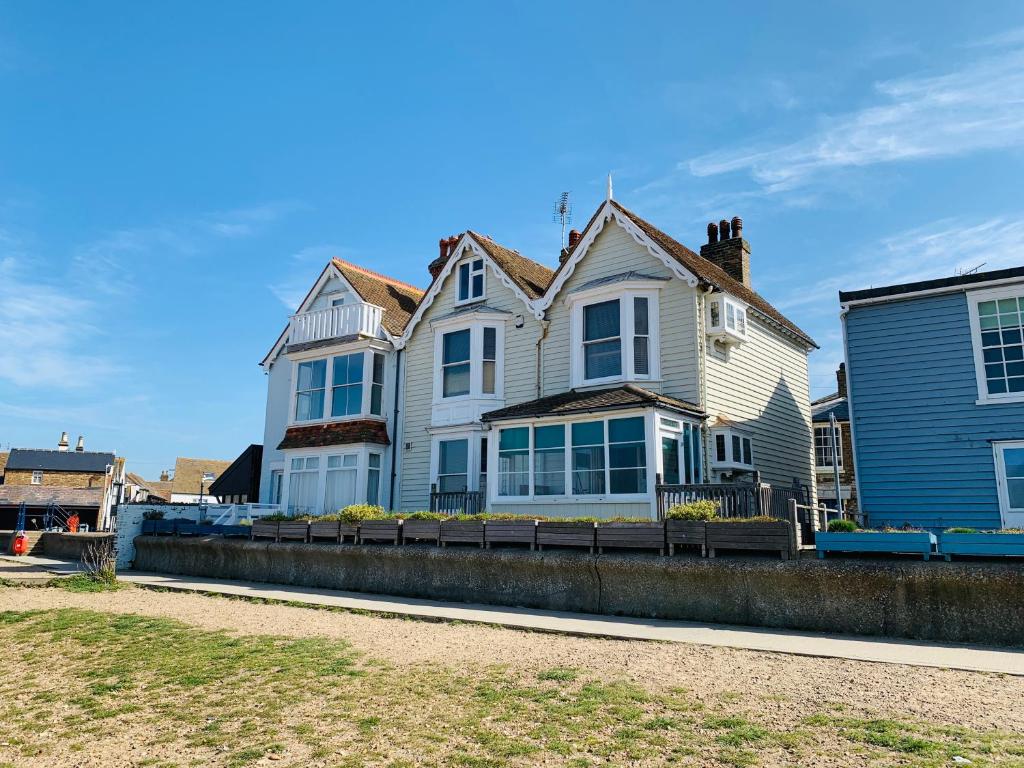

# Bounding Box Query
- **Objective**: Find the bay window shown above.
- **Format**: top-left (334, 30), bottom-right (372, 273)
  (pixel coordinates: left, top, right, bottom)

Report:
top-left (570, 286), bottom-right (661, 386)
top-left (293, 350), bottom-right (388, 423)
top-left (706, 292), bottom-right (748, 346)
top-left (331, 353), bottom-right (364, 417)
top-left (287, 456), bottom-right (320, 516)
top-left (295, 360), bottom-right (327, 421)
top-left (498, 427), bottom-right (529, 496)
top-left (711, 428), bottom-right (754, 471)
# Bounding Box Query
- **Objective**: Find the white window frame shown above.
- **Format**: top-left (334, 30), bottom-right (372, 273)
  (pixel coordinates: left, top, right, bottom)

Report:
top-left (967, 284), bottom-right (1024, 405)
top-left (994, 440), bottom-right (1024, 528)
top-left (288, 346), bottom-right (389, 426)
top-left (706, 291), bottom-right (748, 346)
top-left (430, 431), bottom-right (487, 493)
top-left (710, 427), bottom-right (754, 472)
top-left (814, 425), bottom-right (844, 472)
top-left (281, 446), bottom-right (382, 517)
top-left (657, 417), bottom-right (705, 485)
top-left (567, 282), bottom-right (662, 388)
top-left (431, 315), bottom-right (506, 404)
top-left (455, 257), bottom-right (486, 305)
top-left (31, 470), bottom-right (43, 485)
top-left (486, 410), bottom-right (663, 505)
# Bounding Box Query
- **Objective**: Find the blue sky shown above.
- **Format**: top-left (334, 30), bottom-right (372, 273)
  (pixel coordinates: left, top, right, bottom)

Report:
top-left (2, 2), bottom-right (1023, 477)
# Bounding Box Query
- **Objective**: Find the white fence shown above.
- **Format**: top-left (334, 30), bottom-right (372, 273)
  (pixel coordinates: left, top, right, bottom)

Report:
top-left (289, 302), bottom-right (383, 345)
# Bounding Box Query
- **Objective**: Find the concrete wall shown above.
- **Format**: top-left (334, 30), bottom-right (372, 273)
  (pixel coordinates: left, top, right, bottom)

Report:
top-left (115, 504), bottom-right (202, 568)
top-left (39, 532), bottom-right (115, 560)
top-left (133, 537), bottom-right (1024, 647)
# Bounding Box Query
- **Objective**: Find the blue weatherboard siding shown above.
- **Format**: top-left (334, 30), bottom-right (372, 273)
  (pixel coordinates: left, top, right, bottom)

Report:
top-left (845, 291), bottom-right (1023, 530)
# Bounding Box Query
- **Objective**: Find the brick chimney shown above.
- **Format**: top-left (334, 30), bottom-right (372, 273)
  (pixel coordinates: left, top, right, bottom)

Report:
top-left (699, 215), bottom-right (751, 287)
top-left (836, 363), bottom-right (848, 399)
top-left (429, 235), bottom-right (460, 280)
top-left (58, 431), bottom-right (69, 452)
top-left (160, 470), bottom-right (169, 482)
top-left (560, 229), bottom-right (582, 265)
top-left (75, 435), bottom-right (85, 452)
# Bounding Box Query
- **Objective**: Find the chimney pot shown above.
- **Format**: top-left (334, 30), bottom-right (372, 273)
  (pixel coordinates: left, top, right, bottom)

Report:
top-left (160, 471), bottom-right (169, 482)
top-left (58, 431), bottom-right (69, 451)
top-left (568, 229), bottom-right (582, 249)
top-left (719, 218), bottom-right (731, 240)
top-left (75, 436), bottom-right (84, 452)
top-left (438, 238), bottom-right (447, 261)
top-left (706, 222), bottom-right (719, 245)
top-left (731, 216), bottom-right (743, 239)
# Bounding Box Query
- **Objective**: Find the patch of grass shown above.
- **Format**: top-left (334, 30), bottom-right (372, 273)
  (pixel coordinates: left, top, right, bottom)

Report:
top-left (48, 573), bottom-right (125, 593)
top-left (537, 667), bottom-right (577, 682)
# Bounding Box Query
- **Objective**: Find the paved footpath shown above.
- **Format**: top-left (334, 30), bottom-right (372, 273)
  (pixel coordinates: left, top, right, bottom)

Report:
top-left (4, 555), bottom-right (1022, 676)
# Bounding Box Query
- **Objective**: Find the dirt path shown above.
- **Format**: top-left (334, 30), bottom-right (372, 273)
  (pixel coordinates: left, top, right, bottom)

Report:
top-left (2, 584), bottom-right (1021, 733)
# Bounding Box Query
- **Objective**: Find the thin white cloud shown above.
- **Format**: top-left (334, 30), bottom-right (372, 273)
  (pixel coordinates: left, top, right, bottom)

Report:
top-left (686, 36), bottom-right (1024, 192)
top-left (269, 244), bottom-right (348, 311)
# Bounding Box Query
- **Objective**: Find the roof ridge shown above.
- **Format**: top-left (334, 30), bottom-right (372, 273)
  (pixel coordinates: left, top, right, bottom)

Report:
top-left (333, 258), bottom-right (424, 296)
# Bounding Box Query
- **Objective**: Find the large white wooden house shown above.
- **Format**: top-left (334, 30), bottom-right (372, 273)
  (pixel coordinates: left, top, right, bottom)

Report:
top-left (259, 192), bottom-right (817, 518)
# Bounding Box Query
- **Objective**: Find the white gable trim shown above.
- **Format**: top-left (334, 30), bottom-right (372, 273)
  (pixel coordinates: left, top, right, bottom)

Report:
top-left (395, 234), bottom-right (543, 349)
top-left (538, 201), bottom-right (700, 311)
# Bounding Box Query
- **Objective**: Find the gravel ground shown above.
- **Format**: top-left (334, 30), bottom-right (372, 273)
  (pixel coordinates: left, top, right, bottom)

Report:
top-left (2, 584), bottom-right (1021, 735)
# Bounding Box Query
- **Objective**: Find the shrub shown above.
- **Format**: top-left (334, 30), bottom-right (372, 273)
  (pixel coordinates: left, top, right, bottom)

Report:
top-left (81, 541), bottom-right (117, 587)
top-left (142, 510), bottom-right (165, 521)
top-left (603, 516), bottom-right (657, 524)
top-left (397, 511), bottom-right (446, 521)
top-left (827, 519), bottom-right (859, 533)
top-left (337, 504), bottom-right (386, 524)
top-left (665, 500), bottom-right (720, 521)
top-left (946, 527), bottom-right (978, 534)
top-left (714, 515), bottom-right (779, 523)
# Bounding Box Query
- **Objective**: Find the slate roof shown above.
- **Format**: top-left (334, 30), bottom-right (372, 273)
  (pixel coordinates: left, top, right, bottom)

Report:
top-left (468, 232), bottom-right (555, 300)
top-left (811, 395), bottom-right (850, 423)
top-left (170, 457), bottom-right (232, 497)
top-left (549, 201), bottom-right (816, 348)
top-left (6, 449), bottom-right (115, 473)
top-left (839, 265), bottom-right (1024, 304)
top-left (0, 485), bottom-right (103, 508)
top-left (278, 420), bottom-right (390, 450)
top-left (481, 384), bottom-right (705, 422)
top-left (332, 259), bottom-right (425, 335)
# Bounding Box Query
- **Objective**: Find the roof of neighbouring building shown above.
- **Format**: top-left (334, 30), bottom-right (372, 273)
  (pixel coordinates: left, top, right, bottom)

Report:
top-left (549, 200), bottom-right (816, 348)
top-left (170, 457), bottom-right (232, 497)
top-left (125, 472), bottom-right (172, 500)
top-left (481, 384), bottom-right (705, 422)
top-left (277, 421), bottom-right (390, 450)
top-left (332, 259), bottom-right (425, 335)
top-left (5, 449), bottom-right (115, 473)
top-left (0, 452), bottom-right (8, 476)
top-left (811, 395), bottom-right (850, 423)
top-left (0, 485), bottom-right (103, 508)
top-left (839, 265), bottom-right (1024, 304)
top-left (208, 444), bottom-right (263, 497)
top-left (467, 231), bottom-right (555, 300)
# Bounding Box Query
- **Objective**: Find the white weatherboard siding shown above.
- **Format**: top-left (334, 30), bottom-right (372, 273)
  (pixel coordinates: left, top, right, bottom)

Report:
top-left (542, 223), bottom-right (700, 403)
top-left (703, 315), bottom-right (815, 494)
top-left (398, 251), bottom-right (545, 510)
top-left (259, 355), bottom-right (292, 503)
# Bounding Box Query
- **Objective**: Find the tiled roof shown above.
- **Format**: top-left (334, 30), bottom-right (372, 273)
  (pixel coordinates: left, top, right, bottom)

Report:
top-left (170, 457), bottom-right (232, 496)
top-left (0, 452), bottom-right (8, 476)
top-left (126, 472), bottom-right (172, 500)
top-left (481, 384), bottom-right (705, 422)
top-left (278, 420), bottom-right (390, 450)
top-left (0, 485), bottom-right (103, 508)
top-left (551, 201), bottom-right (816, 348)
top-left (6, 449), bottom-right (115, 473)
top-left (812, 396), bottom-right (850, 423)
top-left (332, 259), bottom-right (424, 335)
top-left (468, 232), bottom-right (554, 300)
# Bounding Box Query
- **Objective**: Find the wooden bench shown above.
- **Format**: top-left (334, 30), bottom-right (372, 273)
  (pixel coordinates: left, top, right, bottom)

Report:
top-left (537, 522), bottom-right (596, 553)
top-left (596, 523), bottom-right (665, 555)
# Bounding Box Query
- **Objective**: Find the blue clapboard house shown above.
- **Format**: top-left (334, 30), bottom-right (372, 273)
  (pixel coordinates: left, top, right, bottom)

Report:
top-left (840, 266), bottom-right (1024, 530)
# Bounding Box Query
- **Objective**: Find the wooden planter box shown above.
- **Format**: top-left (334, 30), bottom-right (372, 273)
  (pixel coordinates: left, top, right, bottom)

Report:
top-left (309, 521), bottom-right (341, 543)
top-left (220, 525), bottom-right (251, 538)
top-left (940, 532), bottom-right (1024, 560)
top-left (402, 519), bottom-right (441, 544)
top-left (176, 521), bottom-right (199, 536)
top-left (197, 524), bottom-right (219, 536)
top-left (816, 531), bottom-right (936, 561)
top-left (277, 521), bottom-right (309, 543)
top-left (596, 522), bottom-right (665, 555)
top-left (149, 519), bottom-right (175, 535)
top-left (358, 520), bottom-right (400, 545)
top-left (250, 520), bottom-right (279, 541)
top-left (339, 523), bottom-right (358, 543)
top-left (665, 520), bottom-right (707, 556)
top-left (484, 520), bottom-right (537, 549)
top-left (440, 520), bottom-right (485, 547)
top-left (537, 521), bottom-right (596, 553)
top-left (707, 520), bottom-right (793, 560)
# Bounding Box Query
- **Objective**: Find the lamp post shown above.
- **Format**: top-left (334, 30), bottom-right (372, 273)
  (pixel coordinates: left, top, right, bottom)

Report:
top-left (829, 412), bottom-right (844, 518)
top-left (198, 472), bottom-right (215, 516)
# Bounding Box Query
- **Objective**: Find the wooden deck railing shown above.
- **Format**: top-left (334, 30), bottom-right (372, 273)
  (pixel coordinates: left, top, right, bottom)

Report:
top-left (428, 487), bottom-right (485, 516)
top-left (655, 481), bottom-right (810, 523)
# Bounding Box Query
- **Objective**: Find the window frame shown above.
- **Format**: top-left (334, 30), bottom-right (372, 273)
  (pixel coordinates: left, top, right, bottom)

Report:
top-left (709, 427), bottom-right (754, 471)
top-left (290, 348), bottom-right (388, 425)
top-left (456, 257), bottom-right (486, 305)
top-left (281, 447), bottom-right (384, 517)
top-left (430, 432), bottom-right (488, 495)
top-left (968, 284), bottom-right (1024, 405)
top-left (706, 292), bottom-right (749, 345)
top-left (814, 424), bottom-right (844, 471)
top-left (431, 317), bottom-right (506, 404)
top-left (994, 440), bottom-right (1024, 528)
top-left (31, 470), bottom-right (43, 485)
top-left (568, 283), bottom-right (662, 388)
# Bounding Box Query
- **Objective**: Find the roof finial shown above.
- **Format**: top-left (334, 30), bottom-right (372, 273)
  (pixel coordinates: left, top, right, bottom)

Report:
top-left (606, 172), bottom-right (613, 201)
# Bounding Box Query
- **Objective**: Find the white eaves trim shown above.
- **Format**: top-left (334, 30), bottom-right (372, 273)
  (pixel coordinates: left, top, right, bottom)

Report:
top-left (395, 233), bottom-right (544, 350)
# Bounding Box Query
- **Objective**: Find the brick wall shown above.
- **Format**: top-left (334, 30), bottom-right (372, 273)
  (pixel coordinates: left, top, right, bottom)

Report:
top-left (3, 470), bottom-right (106, 488)
top-left (814, 421), bottom-right (858, 513)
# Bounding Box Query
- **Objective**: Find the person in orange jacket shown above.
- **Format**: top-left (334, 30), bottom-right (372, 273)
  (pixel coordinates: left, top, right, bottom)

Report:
top-left (67, 512), bottom-right (80, 534)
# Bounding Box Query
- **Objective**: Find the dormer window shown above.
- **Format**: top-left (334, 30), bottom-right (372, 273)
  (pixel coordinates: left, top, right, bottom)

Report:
top-left (569, 284), bottom-right (661, 387)
top-left (458, 258), bottom-right (485, 303)
top-left (707, 293), bottom-right (748, 346)
top-left (711, 428), bottom-right (754, 471)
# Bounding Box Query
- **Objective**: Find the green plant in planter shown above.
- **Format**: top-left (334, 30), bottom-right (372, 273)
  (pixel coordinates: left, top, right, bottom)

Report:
top-left (827, 519), bottom-right (859, 533)
top-left (946, 527), bottom-right (978, 534)
top-left (665, 500), bottom-right (720, 521)
top-left (142, 510), bottom-right (165, 521)
top-left (398, 511), bottom-right (446, 521)
top-left (714, 515), bottom-right (779, 523)
top-left (336, 505), bottom-right (385, 524)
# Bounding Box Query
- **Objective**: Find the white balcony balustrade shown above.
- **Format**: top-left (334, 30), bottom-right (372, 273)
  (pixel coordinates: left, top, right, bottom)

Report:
top-left (289, 303), bottom-right (384, 345)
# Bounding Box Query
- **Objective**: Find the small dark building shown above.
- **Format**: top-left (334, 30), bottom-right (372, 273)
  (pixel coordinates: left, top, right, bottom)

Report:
top-left (208, 444), bottom-right (263, 504)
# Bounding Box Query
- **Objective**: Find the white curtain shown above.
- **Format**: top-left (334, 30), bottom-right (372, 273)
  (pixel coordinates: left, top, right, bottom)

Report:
top-left (324, 469), bottom-right (357, 513)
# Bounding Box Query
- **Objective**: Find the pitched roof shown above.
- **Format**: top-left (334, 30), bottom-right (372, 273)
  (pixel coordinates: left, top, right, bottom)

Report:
top-left (481, 384), bottom-right (705, 422)
top-left (549, 201), bottom-right (815, 348)
top-left (170, 457), bottom-right (232, 496)
top-left (277, 421), bottom-right (390, 450)
top-left (6, 449), bottom-right (115, 473)
top-left (812, 395), bottom-right (850, 423)
top-left (467, 232), bottom-right (554, 300)
top-left (0, 485), bottom-right (103, 508)
top-left (332, 259), bottom-right (424, 335)
top-left (125, 472), bottom-right (173, 500)
top-left (208, 444), bottom-right (263, 497)
top-left (839, 265), bottom-right (1024, 304)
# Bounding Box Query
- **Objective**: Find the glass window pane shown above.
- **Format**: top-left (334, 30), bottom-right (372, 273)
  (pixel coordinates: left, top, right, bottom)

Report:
top-left (443, 329), bottom-right (471, 364)
top-left (472, 273), bottom-right (484, 297)
top-left (472, 258), bottom-right (483, 271)
top-left (296, 389), bottom-right (325, 421)
top-left (443, 363), bottom-right (471, 397)
top-left (370, 384), bottom-right (383, 415)
top-left (297, 360), bottom-right (326, 391)
top-left (633, 297), bottom-right (649, 335)
top-left (458, 264), bottom-right (469, 300)
top-left (291, 458), bottom-right (303, 471)
top-left (367, 469), bottom-right (380, 506)
top-left (328, 455), bottom-right (342, 469)
top-left (732, 434), bottom-right (742, 462)
top-left (342, 454), bottom-right (357, 467)
top-left (439, 440), bottom-right (468, 474)
top-left (662, 437), bottom-right (680, 485)
top-left (584, 300), bottom-right (620, 341)
top-left (634, 337), bottom-right (649, 375)
top-left (584, 339), bottom-right (622, 379)
top-left (610, 468), bottom-right (646, 494)
top-left (499, 427), bottom-right (529, 451)
top-left (369, 453), bottom-right (381, 469)
top-left (482, 361), bottom-right (495, 394)
top-left (1007, 478), bottom-right (1024, 509)
top-left (978, 300), bottom-right (998, 315)
top-left (980, 315), bottom-right (1000, 330)
top-left (715, 433), bottom-right (726, 462)
top-left (572, 421), bottom-right (604, 446)
top-left (534, 448), bottom-right (565, 496)
top-left (373, 353), bottom-right (385, 383)
top-left (609, 417), bottom-right (644, 443)
top-left (534, 425), bottom-right (565, 449)
top-left (483, 327), bottom-right (496, 359)
top-left (305, 457), bottom-right (319, 469)
top-left (742, 438), bottom-right (752, 465)
top-left (609, 443), bottom-right (645, 469)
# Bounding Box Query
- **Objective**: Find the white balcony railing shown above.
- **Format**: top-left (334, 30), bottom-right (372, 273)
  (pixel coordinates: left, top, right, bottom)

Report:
top-left (289, 303), bottom-right (384, 345)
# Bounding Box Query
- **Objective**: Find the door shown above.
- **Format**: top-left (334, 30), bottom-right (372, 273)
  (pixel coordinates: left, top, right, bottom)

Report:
top-left (995, 442), bottom-right (1024, 528)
